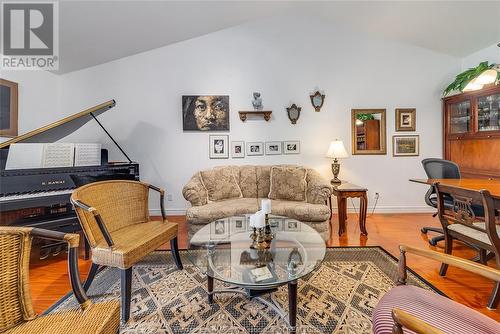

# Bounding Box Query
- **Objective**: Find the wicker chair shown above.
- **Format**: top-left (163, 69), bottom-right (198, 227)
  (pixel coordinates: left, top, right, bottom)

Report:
top-left (372, 245), bottom-right (500, 334)
top-left (434, 182), bottom-right (500, 310)
top-left (70, 180), bottom-right (183, 323)
top-left (0, 227), bottom-right (120, 334)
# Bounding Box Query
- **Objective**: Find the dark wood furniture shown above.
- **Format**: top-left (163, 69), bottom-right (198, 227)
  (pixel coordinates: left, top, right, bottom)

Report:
top-left (434, 182), bottom-right (500, 309)
top-left (238, 110), bottom-right (272, 121)
top-left (351, 109), bottom-right (387, 155)
top-left (410, 178), bottom-right (500, 199)
top-left (71, 180), bottom-right (183, 323)
top-left (329, 182), bottom-right (368, 236)
top-left (372, 245), bottom-right (500, 334)
top-left (443, 85), bottom-right (500, 178)
top-left (0, 78), bottom-right (18, 137)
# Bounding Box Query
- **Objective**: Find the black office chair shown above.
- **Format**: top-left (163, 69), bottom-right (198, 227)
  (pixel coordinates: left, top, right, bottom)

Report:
top-left (421, 158), bottom-right (461, 246)
top-left (421, 158), bottom-right (485, 246)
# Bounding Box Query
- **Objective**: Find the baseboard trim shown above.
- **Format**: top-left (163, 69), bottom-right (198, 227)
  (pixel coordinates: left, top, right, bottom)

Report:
top-left (151, 206), bottom-right (435, 216)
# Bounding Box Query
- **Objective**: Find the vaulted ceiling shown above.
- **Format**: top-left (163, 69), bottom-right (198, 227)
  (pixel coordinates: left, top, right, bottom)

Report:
top-left (58, 1), bottom-right (500, 73)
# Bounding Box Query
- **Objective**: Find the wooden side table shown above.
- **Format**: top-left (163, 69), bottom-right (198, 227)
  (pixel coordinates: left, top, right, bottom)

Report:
top-left (329, 182), bottom-right (368, 236)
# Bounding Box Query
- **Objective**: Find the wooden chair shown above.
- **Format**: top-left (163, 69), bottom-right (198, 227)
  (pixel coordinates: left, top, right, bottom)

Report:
top-left (0, 227), bottom-right (120, 334)
top-left (434, 182), bottom-right (500, 309)
top-left (372, 245), bottom-right (500, 334)
top-left (70, 180), bottom-right (183, 323)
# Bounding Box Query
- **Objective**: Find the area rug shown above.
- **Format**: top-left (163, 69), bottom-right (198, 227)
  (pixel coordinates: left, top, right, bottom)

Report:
top-left (47, 247), bottom-right (441, 333)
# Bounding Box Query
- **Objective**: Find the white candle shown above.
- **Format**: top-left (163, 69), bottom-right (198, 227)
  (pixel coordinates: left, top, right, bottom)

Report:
top-left (261, 199), bottom-right (272, 214)
top-left (249, 214), bottom-right (256, 228)
top-left (255, 210), bottom-right (266, 228)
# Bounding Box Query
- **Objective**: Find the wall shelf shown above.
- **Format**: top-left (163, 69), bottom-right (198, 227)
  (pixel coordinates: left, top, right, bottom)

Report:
top-left (238, 111), bottom-right (272, 122)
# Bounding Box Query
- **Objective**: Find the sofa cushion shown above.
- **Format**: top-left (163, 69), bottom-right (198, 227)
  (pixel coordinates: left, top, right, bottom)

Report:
top-left (239, 165), bottom-right (258, 198)
top-left (256, 166), bottom-right (272, 198)
top-left (186, 198), bottom-right (259, 224)
top-left (268, 199), bottom-right (330, 222)
top-left (372, 285), bottom-right (499, 334)
top-left (268, 166), bottom-right (307, 201)
top-left (200, 167), bottom-right (242, 202)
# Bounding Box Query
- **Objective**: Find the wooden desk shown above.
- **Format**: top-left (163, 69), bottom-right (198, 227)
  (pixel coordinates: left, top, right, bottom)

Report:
top-left (410, 178), bottom-right (500, 199)
top-left (329, 182), bottom-right (368, 236)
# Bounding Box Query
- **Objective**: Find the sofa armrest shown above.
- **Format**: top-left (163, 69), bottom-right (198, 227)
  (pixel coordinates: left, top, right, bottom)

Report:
top-left (182, 173), bottom-right (208, 206)
top-left (306, 169), bottom-right (332, 204)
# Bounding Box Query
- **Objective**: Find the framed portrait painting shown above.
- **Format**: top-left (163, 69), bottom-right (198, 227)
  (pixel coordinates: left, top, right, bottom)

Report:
top-left (395, 108), bottom-right (416, 132)
top-left (182, 95), bottom-right (229, 131)
top-left (209, 135), bottom-right (229, 159)
top-left (0, 79), bottom-right (18, 137)
top-left (393, 135), bottom-right (419, 156)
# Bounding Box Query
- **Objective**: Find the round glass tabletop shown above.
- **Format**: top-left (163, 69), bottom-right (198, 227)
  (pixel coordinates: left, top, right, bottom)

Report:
top-left (187, 215), bottom-right (326, 288)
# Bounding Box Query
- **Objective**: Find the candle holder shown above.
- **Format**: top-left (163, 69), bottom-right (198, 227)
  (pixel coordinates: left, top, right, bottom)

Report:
top-left (264, 213), bottom-right (273, 243)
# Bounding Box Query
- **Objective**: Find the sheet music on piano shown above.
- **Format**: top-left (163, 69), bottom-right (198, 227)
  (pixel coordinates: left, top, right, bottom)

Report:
top-left (43, 143), bottom-right (75, 168)
top-left (74, 143), bottom-right (101, 166)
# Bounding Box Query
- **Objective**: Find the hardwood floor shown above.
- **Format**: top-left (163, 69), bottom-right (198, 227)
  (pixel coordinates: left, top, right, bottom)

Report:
top-left (29, 213), bottom-right (500, 321)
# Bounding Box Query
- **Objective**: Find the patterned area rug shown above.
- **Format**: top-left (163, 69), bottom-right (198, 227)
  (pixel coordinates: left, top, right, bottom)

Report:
top-left (47, 247), bottom-right (440, 333)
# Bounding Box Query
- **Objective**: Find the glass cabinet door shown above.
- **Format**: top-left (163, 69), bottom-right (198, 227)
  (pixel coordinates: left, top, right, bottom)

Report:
top-left (449, 100), bottom-right (471, 134)
top-left (477, 93), bottom-right (500, 132)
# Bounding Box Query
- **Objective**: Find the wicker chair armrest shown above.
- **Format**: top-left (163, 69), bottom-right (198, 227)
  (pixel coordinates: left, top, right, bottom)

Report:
top-left (391, 309), bottom-right (445, 334)
top-left (71, 199), bottom-right (114, 247)
top-left (148, 184), bottom-right (167, 220)
top-left (398, 245), bottom-right (500, 284)
top-left (31, 228), bottom-right (91, 310)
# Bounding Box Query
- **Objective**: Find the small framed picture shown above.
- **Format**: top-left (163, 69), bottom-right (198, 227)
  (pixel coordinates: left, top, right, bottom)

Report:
top-left (209, 135), bottom-right (229, 159)
top-left (247, 142), bottom-right (264, 156)
top-left (268, 217), bottom-right (284, 232)
top-left (393, 135), bottom-right (419, 156)
top-left (211, 218), bottom-right (229, 240)
top-left (395, 108), bottom-right (416, 132)
top-left (284, 219), bottom-right (301, 231)
top-left (230, 216), bottom-right (246, 234)
top-left (283, 141), bottom-right (300, 154)
top-left (265, 142), bottom-right (282, 155)
top-left (231, 141), bottom-right (245, 158)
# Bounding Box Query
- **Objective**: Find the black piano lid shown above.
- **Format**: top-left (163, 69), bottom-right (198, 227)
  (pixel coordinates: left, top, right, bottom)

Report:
top-left (0, 99), bottom-right (132, 163)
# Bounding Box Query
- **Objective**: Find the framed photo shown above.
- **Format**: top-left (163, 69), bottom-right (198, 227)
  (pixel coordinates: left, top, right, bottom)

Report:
top-left (283, 141), bottom-right (300, 154)
top-left (395, 108), bottom-right (416, 132)
top-left (284, 219), bottom-right (301, 231)
top-left (0, 79), bottom-right (18, 137)
top-left (182, 95), bottom-right (229, 131)
top-left (209, 135), bottom-right (229, 159)
top-left (231, 141), bottom-right (245, 158)
top-left (265, 142), bottom-right (282, 155)
top-left (210, 218), bottom-right (229, 240)
top-left (246, 142), bottom-right (264, 156)
top-left (393, 135), bottom-right (419, 156)
top-left (230, 216), bottom-right (246, 234)
top-left (268, 217), bottom-right (284, 232)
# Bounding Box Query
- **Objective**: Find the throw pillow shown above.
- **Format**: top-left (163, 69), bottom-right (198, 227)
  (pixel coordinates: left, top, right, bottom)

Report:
top-left (268, 166), bottom-right (307, 202)
top-left (200, 167), bottom-right (243, 202)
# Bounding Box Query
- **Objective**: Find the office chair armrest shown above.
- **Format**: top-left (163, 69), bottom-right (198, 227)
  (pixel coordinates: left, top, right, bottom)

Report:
top-left (71, 199), bottom-right (115, 247)
top-left (148, 184), bottom-right (167, 220)
top-left (31, 228), bottom-right (91, 310)
top-left (398, 244), bottom-right (500, 285)
top-left (391, 309), bottom-right (445, 334)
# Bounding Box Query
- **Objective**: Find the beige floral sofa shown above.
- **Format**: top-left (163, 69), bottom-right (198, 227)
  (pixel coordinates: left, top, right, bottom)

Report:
top-left (182, 165), bottom-right (332, 240)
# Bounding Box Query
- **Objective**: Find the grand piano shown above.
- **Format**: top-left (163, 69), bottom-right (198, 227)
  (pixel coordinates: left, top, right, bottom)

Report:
top-left (0, 100), bottom-right (139, 259)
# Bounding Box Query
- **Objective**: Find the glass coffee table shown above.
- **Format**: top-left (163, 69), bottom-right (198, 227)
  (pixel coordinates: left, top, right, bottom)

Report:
top-left (187, 215), bottom-right (326, 333)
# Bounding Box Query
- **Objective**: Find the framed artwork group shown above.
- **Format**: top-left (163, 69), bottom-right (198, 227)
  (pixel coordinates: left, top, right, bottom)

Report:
top-left (393, 108), bottom-right (419, 157)
top-left (209, 135), bottom-right (300, 159)
top-left (209, 215), bottom-right (300, 240)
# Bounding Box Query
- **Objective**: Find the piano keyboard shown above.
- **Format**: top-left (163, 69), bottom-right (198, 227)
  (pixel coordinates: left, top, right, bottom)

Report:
top-left (0, 189), bottom-right (74, 202)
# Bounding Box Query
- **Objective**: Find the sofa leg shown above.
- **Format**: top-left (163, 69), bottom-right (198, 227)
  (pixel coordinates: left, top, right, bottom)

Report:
top-left (170, 237), bottom-right (183, 270)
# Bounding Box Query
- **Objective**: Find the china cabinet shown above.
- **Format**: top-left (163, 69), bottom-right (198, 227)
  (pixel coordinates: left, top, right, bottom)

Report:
top-left (443, 84), bottom-right (500, 178)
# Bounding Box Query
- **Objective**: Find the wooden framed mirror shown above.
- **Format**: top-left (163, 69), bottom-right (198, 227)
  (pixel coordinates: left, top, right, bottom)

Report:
top-left (310, 91), bottom-right (325, 112)
top-left (351, 109), bottom-right (386, 155)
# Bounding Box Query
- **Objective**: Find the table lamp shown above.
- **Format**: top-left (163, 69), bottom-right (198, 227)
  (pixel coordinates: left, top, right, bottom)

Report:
top-left (326, 140), bottom-right (348, 184)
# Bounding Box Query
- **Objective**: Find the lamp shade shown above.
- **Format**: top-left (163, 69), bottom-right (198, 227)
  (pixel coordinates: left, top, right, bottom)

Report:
top-left (326, 140), bottom-right (348, 159)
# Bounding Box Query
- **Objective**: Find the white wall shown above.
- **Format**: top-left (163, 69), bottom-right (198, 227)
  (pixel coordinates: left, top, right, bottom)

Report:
top-left (1, 71), bottom-right (61, 143)
top-left (462, 43), bottom-right (500, 69)
top-left (54, 15), bottom-right (460, 214)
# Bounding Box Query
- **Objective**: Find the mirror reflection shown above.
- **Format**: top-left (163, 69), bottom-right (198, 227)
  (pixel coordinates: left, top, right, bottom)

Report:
top-left (351, 109), bottom-right (386, 155)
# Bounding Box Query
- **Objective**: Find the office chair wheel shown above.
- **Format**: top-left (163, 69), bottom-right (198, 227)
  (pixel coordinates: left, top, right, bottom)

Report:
top-left (421, 227), bottom-right (429, 233)
top-left (428, 235), bottom-right (445, 246)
